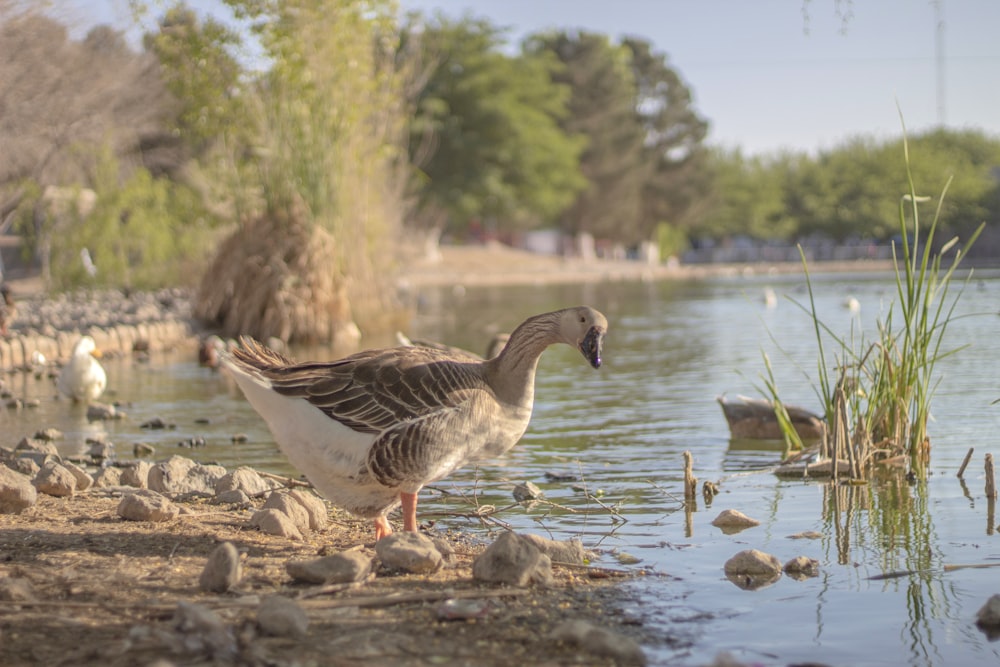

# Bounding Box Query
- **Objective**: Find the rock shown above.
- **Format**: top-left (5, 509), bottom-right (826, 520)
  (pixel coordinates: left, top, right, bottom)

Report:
top-left (286, 550), bottom-right (373, 584)
top-left (250, 508), bottom-right (303, 540)
top-left (976, 594), bottom-right (1000, 630)
top-left (6, 456), bottom-right (40, 477)
top-left (62, 461), bottom-right (94, 492)
top-left (472, 532), bottom-right (553, 587)
top-left (262, 490), bottom-right (312, 534)
top-left (213, 489), bottom-right (252, 506)
top-left (117, 489), bottom-right (180, 522)
top-left (199, 542), bottom-right (243, 593)
top-left (783, 556), bottom-right (820, 579)
top-left (33, 462), bottom-right (77, 497)
top-left (214, 466), bottom-right (272, 499)
top-left (133, 442), bottom-right (155, 458)
top-left (15, 437), bottom-right (59, 457)
top-left (33, 428), bottom-right (63, 442)
top-left (0, 577), bottom-right (37, 602)
top-left (120, 460), bottom-right (152, 488)
top-left (172, 601), bottom-right (236, 659)
top-left (86, 403), bottom-right (120, 421)
top-left (92, 466), bottom-right (123, 488)
top-left (550, 619), bottom-right (646, 665)
top-left (257, 595), bottom-right (309, 638)
top-left (149, 455), bottom-right (226, 495)
top-left (436, 598), bottom-right (492, 621)
top-left (711, 509), bottom-right (761, 534)
top-left (0, 466), bottom-right (37, 513)
top-left (375, 532), bottom-right (443, 574)
top-left (288, 489), bottom-right (328, 530)
top-left (724, 549), bottom-right (783, 591)
top-left (87, 438), bottom-right (115, 461)
top-left (521, 534), bottom-right (587, 565)
top-left (512, 481), bottom-right (544, 503)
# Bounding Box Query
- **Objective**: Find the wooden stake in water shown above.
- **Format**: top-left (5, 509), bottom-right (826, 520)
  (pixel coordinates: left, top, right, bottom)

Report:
top-left (957, 447), bottom-right (974, 478)
top-left (683, 450), bottom-right (697, 502)
top-left (986, 453), bottom-right (997, 500)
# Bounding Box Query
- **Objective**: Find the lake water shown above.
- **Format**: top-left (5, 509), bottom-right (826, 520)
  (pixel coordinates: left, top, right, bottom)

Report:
top-left (3, 269), bottom-right (1000, 666)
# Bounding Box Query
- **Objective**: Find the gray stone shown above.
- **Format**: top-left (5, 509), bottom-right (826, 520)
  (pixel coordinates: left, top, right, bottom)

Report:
top-left (288, 489), bottom-right (328, 530)
top-left (257, 595), bottom-right (309, 638)
top-left (33, 462), bottom-right (77, 497)
top-left (522, 534), bottom-right (587, 565)
top-left (62, 461), bottom-right (94, 492)
top-left (263, 490), bottom-right (311, 534)
top-left (15, 437), bottom-right (58, 456)
top-left (724, 549), bottom-right (782, 576)
top-left (550, 619), bottom-right (646, 665)
top-left (86, 403), bottom-right (120, 421)
top-left (250, 508), bottom-right (303, 540)
top-left (199, 542), bottom-right (243, 593)
top-left (512, 481), bottom-right (544, 503)
top-left (117, 489), bottom-right (180, 522)
top-left (120, 460), bottom-right (152, 488)
top-left (149, 455), bottom-right (226, 495)
top-left (214, 466), bottom-right (272, 498)
top-left (375, 532), bottom-right (443, 574)
top-left (783, 556), bottom-right (820, 579)
top-left (472, 532), bottom-right (553, 586)
top-left (711, 509), bottom-right (761, 534)
top-left (7, 457), bottom-right (40, 477)
top-left (286, 550), bottom-right (373, 584)
top-left (172, 601), bottom-right (236, 658)
top-left (92, 466), bottom-right (123, 488)
top-left (976, 594), bottom-right (1000, 627)
top-left (0, 466), bottom-right (37, 514)
top-left (213, 489), bottom-right (252, 506)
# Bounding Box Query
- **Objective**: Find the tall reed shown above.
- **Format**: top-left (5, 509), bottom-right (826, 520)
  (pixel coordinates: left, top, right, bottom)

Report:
top-left (765, 132), bottom-right (983, 477)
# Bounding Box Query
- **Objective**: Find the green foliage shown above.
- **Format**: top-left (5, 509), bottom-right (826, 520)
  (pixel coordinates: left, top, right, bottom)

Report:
top-left (654, 222), bottom-right (688, 259)
top-left (48, 147), bottom-right (217, 290)
top-left (409, 15), bottom-right (585, 234)
top-left (702, 128), bottom-right (1000, 244)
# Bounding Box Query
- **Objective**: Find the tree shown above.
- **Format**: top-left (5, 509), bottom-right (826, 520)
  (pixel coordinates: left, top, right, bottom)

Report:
top-left (623, 37), bottom-right (710, 236)
top-left (407, 14), bottom-right (585, 243)
top-left (525, 31), bottom-right (646, 242)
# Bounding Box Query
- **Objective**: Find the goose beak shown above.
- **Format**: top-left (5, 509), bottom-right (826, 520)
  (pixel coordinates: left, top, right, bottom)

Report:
top-left (580, 327), bottom-right (604, 369)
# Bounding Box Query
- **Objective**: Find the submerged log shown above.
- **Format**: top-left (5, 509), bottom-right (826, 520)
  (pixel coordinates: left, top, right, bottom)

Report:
top-left (717, 395), bottom-right (825, 441)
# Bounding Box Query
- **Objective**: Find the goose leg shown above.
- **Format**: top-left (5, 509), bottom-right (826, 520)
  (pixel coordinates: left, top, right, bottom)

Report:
top-left (400, 491), bottom-right (419, 532)
top-left (374, 515), bottom-right (393, 540)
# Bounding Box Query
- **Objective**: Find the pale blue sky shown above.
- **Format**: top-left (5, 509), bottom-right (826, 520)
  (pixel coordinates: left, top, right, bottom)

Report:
top-left (59, 0), bottom-right (1000, 155)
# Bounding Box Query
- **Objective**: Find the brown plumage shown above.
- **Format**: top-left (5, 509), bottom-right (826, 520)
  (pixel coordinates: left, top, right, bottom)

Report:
top-left (223, 306), bottom-right (607, 540)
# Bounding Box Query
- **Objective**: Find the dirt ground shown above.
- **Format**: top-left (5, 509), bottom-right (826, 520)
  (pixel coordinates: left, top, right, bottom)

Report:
top-left (0, 489), bottom-right (661, 667)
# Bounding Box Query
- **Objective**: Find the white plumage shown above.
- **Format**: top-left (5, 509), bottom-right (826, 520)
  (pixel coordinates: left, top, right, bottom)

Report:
top-left (57, 336), bottom-right (107, 402)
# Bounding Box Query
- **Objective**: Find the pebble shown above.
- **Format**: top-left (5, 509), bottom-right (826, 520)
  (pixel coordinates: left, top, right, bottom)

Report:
top-left (213, 489), bottom-right (252, 506)
top-left (33, 461), bottom-right (77, 497)
top-left (262, 490), bottom-right (312, 534)
top-left (62, 461), bottom-right (94, 492)
top-left (0, 576), bottom-right (38, 602)
top-left (132, 442), bottom-right (155, 458)
top-left (199, 542), bottom-right (243, 593)
top-left (171, 601), bottom-right (236, 659)
top-left (286, 550), bottom-right (373, 584)
top-left (0, 465), bottom-right (37, 513)
top-left (375, 532), bottom-right (443, 574)
top-left (711, 509), bottom-right (761, 533)
top-left (88, 438), bottom-right (116, 461)
top-left (512, 481), bottom-right (544, 503)
top-left (148, 455), bottom-right (226, 495)
top-left (250, 508), bottom-right (303, 540)
top-left (120, 460), bottom-right (153, 488)
top-left (550, 619), bottom-right (646, 665)
top-left (783, 556), bottom-right (820, 579)
top-left (33, 428), bottom-right (62, 441)
top-left (16, 437), bottom-right (58, 457)
top-left (723, 549), bottom-right (783, 591)
top-left (287, 489), bottom-right (328, 530)
top-left (257, 595), bottom-right (309, 638)
top-left (521, 534), bottom-right (587, 566)
top-left (214, 466), bottom-right (272, 499)
top-left (86, 403), bottom-right (121, 421)
top-left (117, 489), bottom-right (181, 522)
top-left (472, 531), bottom-right (553, 587)
top-left (92, 466), bottom-right (123, 488)
top-left (976, 594), bottom-right (1000, 628)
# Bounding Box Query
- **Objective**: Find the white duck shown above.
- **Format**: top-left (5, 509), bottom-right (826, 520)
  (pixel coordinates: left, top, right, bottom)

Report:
top-left (223, 305), bottom-right (607, 540)
top-left (58, 336), bottom-right (107, 402)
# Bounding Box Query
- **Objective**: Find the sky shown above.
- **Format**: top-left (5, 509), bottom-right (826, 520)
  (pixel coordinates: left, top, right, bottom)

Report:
top-left (56, 0), bottom-right (1000, 156)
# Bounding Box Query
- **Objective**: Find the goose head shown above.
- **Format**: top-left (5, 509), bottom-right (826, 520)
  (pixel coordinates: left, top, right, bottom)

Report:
top-left (564, 306), bottom-right (606, 369)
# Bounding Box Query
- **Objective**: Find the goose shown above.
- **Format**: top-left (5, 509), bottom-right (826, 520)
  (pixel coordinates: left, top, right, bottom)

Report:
top-left (57, 336), bottom-right (107, 402)
top-left (223, 305), bottom-right (607, 540)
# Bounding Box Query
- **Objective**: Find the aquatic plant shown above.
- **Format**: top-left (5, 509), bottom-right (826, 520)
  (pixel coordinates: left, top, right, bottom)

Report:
top-left (766, 128), bottom-right (984, 478)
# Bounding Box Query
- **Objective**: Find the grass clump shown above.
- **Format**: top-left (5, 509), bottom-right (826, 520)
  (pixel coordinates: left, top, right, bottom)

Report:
top-left (765, 131), bottom-right (984, 479)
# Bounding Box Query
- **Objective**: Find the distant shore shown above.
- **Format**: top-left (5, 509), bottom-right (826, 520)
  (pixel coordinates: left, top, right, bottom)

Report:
top-left (399, 243), bottom-right (896, 288)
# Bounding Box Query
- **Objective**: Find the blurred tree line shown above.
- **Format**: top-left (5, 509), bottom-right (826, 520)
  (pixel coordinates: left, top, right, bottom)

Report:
top-left (1, 1), bottom-right (998, 341)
